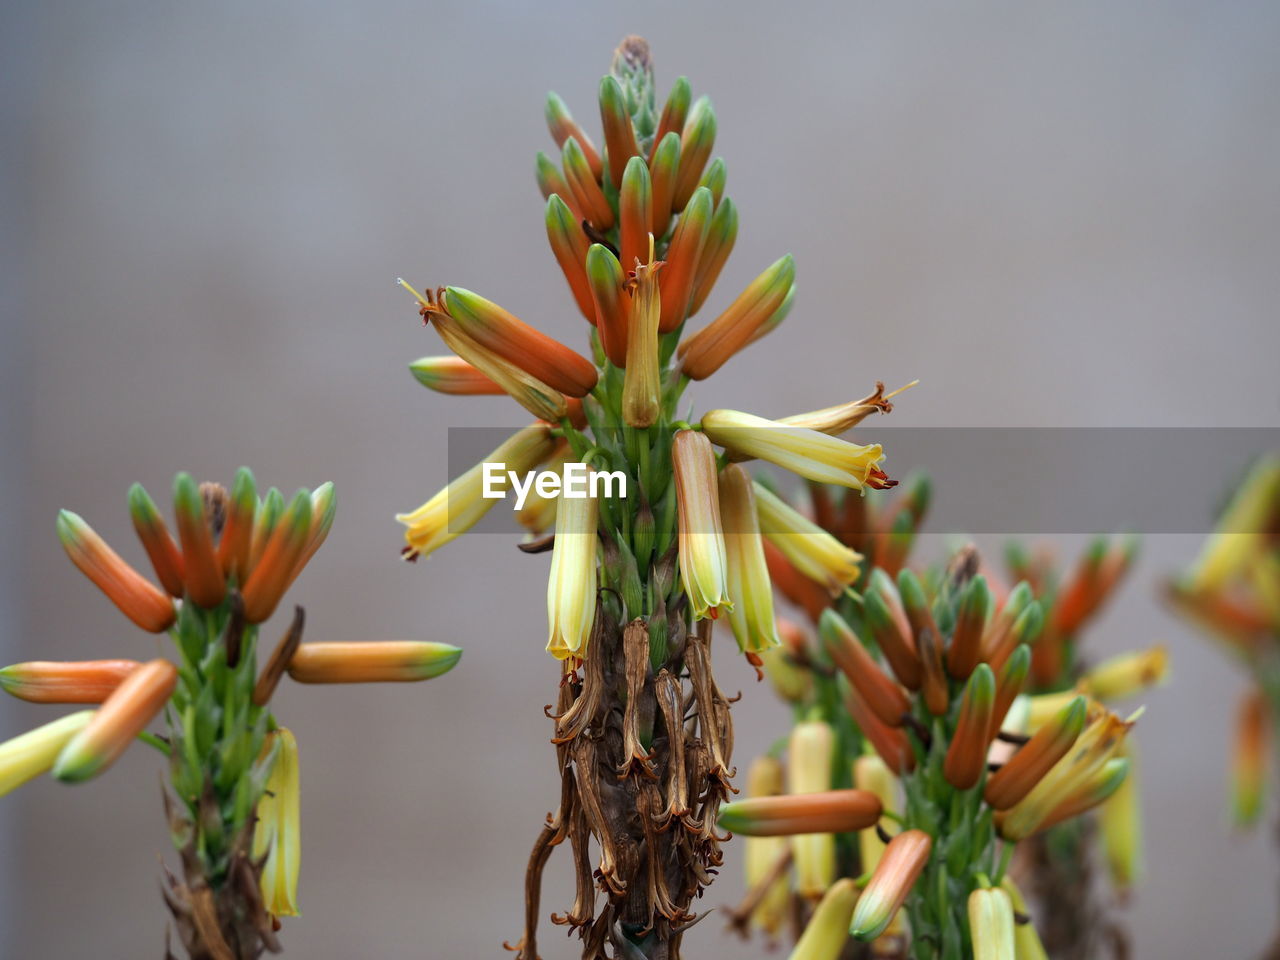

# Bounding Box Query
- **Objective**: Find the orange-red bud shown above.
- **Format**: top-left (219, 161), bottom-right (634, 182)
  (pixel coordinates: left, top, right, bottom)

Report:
top-left (943, 663), bottom-right (996, 790)
top-left (57, 510), bottom-right (176, 633)
top-left (598, 75), bottom-right (641, 190)
top-left (172, 472), bottom-right (225, 610)
top-left (241, 490), bottom-right (311, 624)
top-left (657, 187), bottom-right (713, 331)
top-left (850, 829), bottom-right (932, 940)
top-left (0, 660), bottom-right (141, 704)
top-left (819, 609), bottom-right (910, 728)
top-left (287, 641), bottom-right (462, 683)
top-left (717, 789), bottom-right (882, 837)
top-left (545, 92), bottom-right (603, 180)
top-left (127, 483), bottom-right (185, 598)
top-left (984, 695), bottom-right (1087, 810)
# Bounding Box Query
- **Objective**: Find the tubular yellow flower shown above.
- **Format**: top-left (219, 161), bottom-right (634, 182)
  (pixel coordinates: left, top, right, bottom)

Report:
top-left (516, 447), bottom-right (569, 537)
top-left (0, 660), bottom-right (140, 704)
top-left (56, 510), bottom-right (175, 633)
top-left (127, 482), bottom-right (186, 597)
top-left (967, 887), bottom-right (1016, 960)
top-left (409, 356), bottom-right (505, 395)
top-left (854, 755), bottom-right (897, 876)
top-left (788, 720), bottom-right (836, 898)
top-left (997, 707), bottom-right (1134, 840)
top-left (1082, 645), bottom-right (1169, 701)
top-left (1100, 742), bottom-right (1142, 892)
top-left (0, 711), bottom-right (94, 797)
top-left (546, 475), bottom-right (598, 660)
top-left (396, 423), bottom-right (555, 560)
top-left (703, 409), bottom-right (889, 490)
top-left (850, 829), bottom-right (932, 941)
top-left (759, 638), bottom-right (810, 705)
top-left (743, 755), bottom-right (790, 938)
top-left (53, 658), bottom-right (178, 783)
top-left (1188, 456), bottom-right (1280, 591)
top-left (777, 381), bottom-right (913, 438)
top-left (287, 642), bottom-right (462, 682)
top-left (672, 430), bottom-right (731, 620)
top-left (1000, 877), bottom-right (1049, 960)
top-left (719, 465), bottom-right (780, 653)
top-left (405, 280), bottom-right (568, 423)
top-left (1231, 689), bottom-right (1268, 825)
top-left (788, 878), bottom-right (858, 960)
top-left (984, 695), bottom-right (1087, 810)
top-left (754, 482), bottom-right (862, 596)
top-left (622, 252), bottom-right (663, 427)
top-left (253, 728), bottom-right (301, 918)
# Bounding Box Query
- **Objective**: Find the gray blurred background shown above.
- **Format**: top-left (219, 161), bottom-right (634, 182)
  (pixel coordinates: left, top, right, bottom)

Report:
top-left (2, 1), bottom-right (1279, 957)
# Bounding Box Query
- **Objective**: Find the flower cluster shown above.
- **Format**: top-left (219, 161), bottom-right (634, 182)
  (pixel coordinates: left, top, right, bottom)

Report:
top-left (0, 471), bottom-right (460, 957)
top-left (720, 538), bottom-right (1152, 959)
top-left (393, 37), bottom-right (902, 959)
top-left (1169, 456), bottom-right (1280, 825)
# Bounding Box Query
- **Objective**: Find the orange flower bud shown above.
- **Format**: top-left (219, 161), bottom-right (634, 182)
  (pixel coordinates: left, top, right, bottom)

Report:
top-left (864, 588), bottom-right (922, 691)
top-left (845, 683), bottom-right (916, 775)
top-left (241, 490), bottom-right (311, 624)
top-left (947, 574), bottom-right (991, 680)
top-left (52, 658), bottom-right (177, 782)
top-left (127, 483), bottom-right (185, 598)
top-left (172, 472), bottom-right (225, 610)
top-left (897, 570), bottom-right (948, 716)
top-left (849, 829), bottom-right (932, 941)
top-left (678, 255), bottom-right (794, 380)
top-left (618, 155), bottom-right (652, 275)
top-left (657, 187), bottom-right (713, 332)
top-left (216, 467), bottom-right (256, 582)
top-left (717, 789), bottom-right (882, 836)
top-left (1051, 536), bottom-right (1135, 638)
top-left (598, 75), bottom-right (640, 190)
top-left (988, 644), bottom-right (1031, 741)
top-left (562, 136), bottom-right (614, 231)
top-left (649, 77), bottom-right (690, 164)
top-left (287, 641), bottom-right (462, 683)
top-left (1232, 688), bottom-right (1268, 825)
top-left (586, 244), bottom-right (629, 368)
top-left (819, 609), bottom-right (909, 728)
top-left (0, 659), bottom-right (141, 704)
top-left (543, 194), bottom-right (596, 322)
top-left (648, 131), bottom-right (681, 236)
top-left (672, 96), bottom-right (715, 211)
top-left (943, 663), bottom-right (996, 790)
top-left (57, 510), bottom-right (175, 633)
top-left (545, 92), bottom-right (602, 181)
top-left (534, 151), bottom-right (579, 218)
top-left (443, 287), bottom-right (598, 398)
top-left (409, 356), bottom-right (505, 396)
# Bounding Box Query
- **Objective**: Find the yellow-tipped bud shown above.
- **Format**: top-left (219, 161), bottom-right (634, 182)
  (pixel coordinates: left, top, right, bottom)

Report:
top-left (0, 711), bottom-right (94, 797)
top-left (672, 430), bottom-right (732, 620)
top-left (253, 728), bottom-right (301, 918)
top-left (409, 356), bottom-right (505, 396)
top-left (546, 469), bottom-right (599, 660)
top-left (788, 720), bottom-right (836, 899)
top-left (1100, 742), bottom-right (1142, 892)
